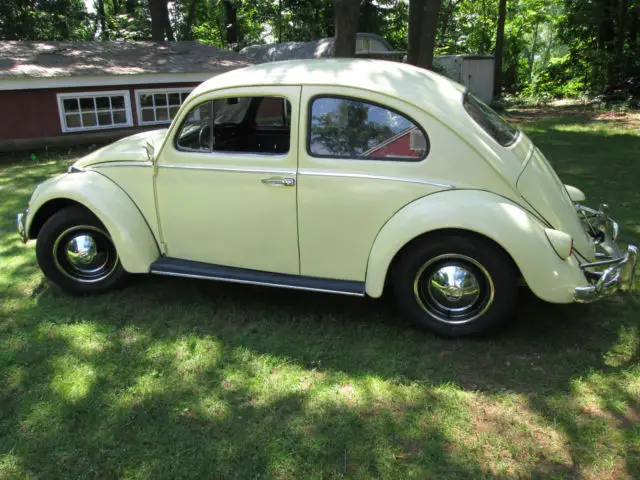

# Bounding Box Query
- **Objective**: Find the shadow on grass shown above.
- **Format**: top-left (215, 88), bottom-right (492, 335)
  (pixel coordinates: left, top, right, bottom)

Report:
top-left (1, 113), bottom-right (639, 478)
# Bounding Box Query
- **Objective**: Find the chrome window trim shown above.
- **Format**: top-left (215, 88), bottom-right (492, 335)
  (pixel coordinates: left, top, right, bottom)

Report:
top-left (91, 161), bottom-right (153, 168)
top-left (297, 169), bottom-right (454, 189)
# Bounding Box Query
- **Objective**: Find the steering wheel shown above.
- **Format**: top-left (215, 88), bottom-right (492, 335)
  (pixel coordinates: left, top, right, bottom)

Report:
top-left (198, 124), bottom-right (211, 150)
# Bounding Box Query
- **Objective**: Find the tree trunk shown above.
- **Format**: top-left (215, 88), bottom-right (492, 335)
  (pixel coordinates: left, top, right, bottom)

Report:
top-left (493, 0), bottom-right (507, 98)
top-left (333, 0), bottom-right (360, 57)
top-left (223, 0), bottom-right (238, 46)
top-left (439, 0), bottom-right (458, 45)
top-left (125, 0), bottom-right (136, 14)
top-left (112, 0), bottom-right (121, 14)
top-left (617, 0), bottom-right (629, 76)
top-left (164, 0), bottom-right (174, 41)
top-left (97, 0), bottom-right (107, 39)
top-left (528, 20), bottom-right (539, 82)
top-left (416, 0), bottom-right (443, 69)
top-left (148, 0), bottom-right (165, 40)
top-left (407, 0), bottom-right (424, 65)
top-left (182, 0), bottom-right (197, 40)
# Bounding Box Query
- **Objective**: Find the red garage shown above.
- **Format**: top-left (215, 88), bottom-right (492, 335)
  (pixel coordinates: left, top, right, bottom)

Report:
top-left (0, 41), bottom-right (251, 151)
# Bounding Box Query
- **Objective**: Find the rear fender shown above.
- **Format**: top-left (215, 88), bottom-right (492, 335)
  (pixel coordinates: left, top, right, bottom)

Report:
top-left (27, 171), bottom-right (160, 273)
top-left (365, 189), bottom-right (590, 303)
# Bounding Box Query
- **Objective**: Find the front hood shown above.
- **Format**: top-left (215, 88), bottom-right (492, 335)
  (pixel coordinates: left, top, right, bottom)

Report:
top-left (517, 148), bottom-right (595, 258)
top-left (73, 128), bottom-right (168, 168)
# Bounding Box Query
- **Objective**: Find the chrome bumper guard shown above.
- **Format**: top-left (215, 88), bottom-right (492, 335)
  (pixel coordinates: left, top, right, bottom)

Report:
top-left (574, 203), bottom-right (638, 302)
top-left (16, 209), bottom-right (28, 243)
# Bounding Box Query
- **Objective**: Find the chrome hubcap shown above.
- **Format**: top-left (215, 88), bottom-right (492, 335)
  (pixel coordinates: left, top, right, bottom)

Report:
top-left (53, 226), bottom-right (118, 283)
top-left (414, 254), bottom-right (494, 325)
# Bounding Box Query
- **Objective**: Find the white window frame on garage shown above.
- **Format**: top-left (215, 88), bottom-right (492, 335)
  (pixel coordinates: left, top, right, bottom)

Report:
top-left (57, 90), bottom-right (133, 133)
top-left (135, 87), bottom-right (193, 126)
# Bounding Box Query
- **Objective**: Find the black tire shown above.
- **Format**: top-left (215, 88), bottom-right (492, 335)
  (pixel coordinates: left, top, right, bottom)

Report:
top-left (392, 233), bottom-right (518, 337)
top-left (36, 206), bottom-right (128, 295)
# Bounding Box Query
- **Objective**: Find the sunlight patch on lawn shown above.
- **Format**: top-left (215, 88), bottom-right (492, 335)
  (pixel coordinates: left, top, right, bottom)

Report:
top-left (50, 355), bottom-right (97, 403)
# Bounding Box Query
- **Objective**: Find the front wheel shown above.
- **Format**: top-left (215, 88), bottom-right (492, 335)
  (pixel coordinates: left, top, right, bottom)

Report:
top-left (36, 207), bottom-right (128, 295)
top-left (392, 233), bottom-right (518, 337)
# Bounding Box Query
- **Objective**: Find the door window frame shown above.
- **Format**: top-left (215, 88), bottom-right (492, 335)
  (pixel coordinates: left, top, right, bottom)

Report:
top-left (306, 94), bottom-right (430, 162)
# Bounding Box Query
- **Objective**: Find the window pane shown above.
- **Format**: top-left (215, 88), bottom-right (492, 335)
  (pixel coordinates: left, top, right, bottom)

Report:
top-left (142, 109), bottom-right (155, 123)
top-left (463, 93), bottom-right (518, 146)
top-left (309, 97), bottom-right (426, 160)
top-left (255, 97), bottom-right (286, 128)
top-left (213, 97), bottom-right (251, 125)
top-left (63, 98), bottom-right (79, 112)
top-left (176, 101), bottom-right (212, 151)
top-left (111, 96), bottom-right (125, 109)
top-left (113, 111), bottom-right (127, 125)
top-left (80, 97), bottom-right (95, 112)
top-left (65, 114), bottom-right (81, 128)
top-left (180, 92), bottom-right (189, 102)
top-left (140, 94), bottom-right (153, 107)
top-left (82, 112), bottom-right (97, 127)
top-left (96, 96), bottom-right (110, 110)
top-left (154, 94), bottom-right (167, 106)
top-left (168, 93), bottom-right (181, 105)
top-left (169, 106), bottom-right (180, 119)
top-left (98, 111), bottom-right (112, 126)
top-left (156, 107), bottom-right (169, 121)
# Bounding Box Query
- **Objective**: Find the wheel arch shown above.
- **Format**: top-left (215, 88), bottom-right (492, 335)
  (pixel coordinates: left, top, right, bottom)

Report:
top-left (26, 171), bottom-right (160, 273)
top-left (383, 228), bottom-right (521, 291)
top-left (28, 198), bottom-right (94, 239)
top-left (364, 189), bottom-right (590, 303)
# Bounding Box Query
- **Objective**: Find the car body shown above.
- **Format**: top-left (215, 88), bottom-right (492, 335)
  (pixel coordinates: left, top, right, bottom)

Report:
top-left (17, 59), bottom-right (638, 336)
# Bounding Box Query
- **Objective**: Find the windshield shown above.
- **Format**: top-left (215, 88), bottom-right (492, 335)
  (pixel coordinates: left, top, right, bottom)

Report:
top-left (463, 92), bottom-right (519, 147)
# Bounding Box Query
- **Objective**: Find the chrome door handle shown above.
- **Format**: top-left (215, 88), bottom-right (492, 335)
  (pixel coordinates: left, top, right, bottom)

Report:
top-left (261, 177), bottom-right (295, 187)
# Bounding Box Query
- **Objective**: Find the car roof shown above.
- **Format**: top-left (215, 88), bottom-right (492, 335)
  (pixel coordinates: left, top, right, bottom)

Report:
top-left (190, 58), bottom-right (466, 118)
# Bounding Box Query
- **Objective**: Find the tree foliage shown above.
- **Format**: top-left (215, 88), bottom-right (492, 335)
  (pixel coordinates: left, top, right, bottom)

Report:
top-left (1, 0), bottom-right (638, 100)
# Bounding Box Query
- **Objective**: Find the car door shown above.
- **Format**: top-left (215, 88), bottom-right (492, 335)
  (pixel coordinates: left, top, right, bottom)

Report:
top-left (155, 86), bottom-right (301, 275)
top-left (297, 86), bottom-right (442, 282)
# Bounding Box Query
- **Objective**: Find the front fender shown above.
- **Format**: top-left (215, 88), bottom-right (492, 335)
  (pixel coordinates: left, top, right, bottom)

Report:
top-left (27, 171), bottom-right (160, 273)
top-left (365, 189), bottom-right (590, 303)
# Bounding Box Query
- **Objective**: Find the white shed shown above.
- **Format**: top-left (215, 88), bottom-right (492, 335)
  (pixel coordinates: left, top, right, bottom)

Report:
top-left (434, 55), bottom-right (495, 104)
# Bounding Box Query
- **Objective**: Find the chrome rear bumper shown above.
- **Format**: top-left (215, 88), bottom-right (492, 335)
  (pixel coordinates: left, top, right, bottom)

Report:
top-left (574, 245), bottom-right (638, 302)
top-left (573, 203), bottom-right (638, 302)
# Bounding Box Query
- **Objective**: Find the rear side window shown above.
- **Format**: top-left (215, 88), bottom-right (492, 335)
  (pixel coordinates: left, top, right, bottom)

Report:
top-left (308, 96), bottom-right (428, 161)
top-left (463, 93), bottom-right (519, 147)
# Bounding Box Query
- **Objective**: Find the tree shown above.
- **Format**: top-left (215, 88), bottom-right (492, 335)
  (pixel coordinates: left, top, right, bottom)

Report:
top-left (333, 0), bottom-right (360, 57)
top-left (408, 0), bottom-right (443, 69)
top-left (148, 0), bottom-right (172, 40)
top-left (494, 0), bottom-right (507, 97)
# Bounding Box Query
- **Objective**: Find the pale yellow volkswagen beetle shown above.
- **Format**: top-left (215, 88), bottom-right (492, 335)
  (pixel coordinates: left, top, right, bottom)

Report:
top-left (17, 59), bottom-right (638, 336)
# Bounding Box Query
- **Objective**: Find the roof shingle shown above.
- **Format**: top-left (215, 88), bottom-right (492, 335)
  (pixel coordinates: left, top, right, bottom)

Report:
top-left (0, 41), bottom-right (253, 79)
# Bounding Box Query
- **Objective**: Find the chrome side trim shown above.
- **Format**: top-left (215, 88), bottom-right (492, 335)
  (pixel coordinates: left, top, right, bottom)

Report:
top-left (158, 164), bottom-right (297, 176)
top-left (151, 269), bottom-right (366, 297)
top-left (297, 169), bottom-right (455, 189)
top-left (92, 161), bottom-right (153, 168)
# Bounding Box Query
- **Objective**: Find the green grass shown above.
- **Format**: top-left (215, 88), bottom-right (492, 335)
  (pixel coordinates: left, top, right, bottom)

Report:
top-left (1, 115), bottom-right (639, 479)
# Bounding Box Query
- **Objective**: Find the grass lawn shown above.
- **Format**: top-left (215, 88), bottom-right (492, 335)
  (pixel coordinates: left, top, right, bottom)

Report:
top-left (1, 111), bottom-right (639, 479)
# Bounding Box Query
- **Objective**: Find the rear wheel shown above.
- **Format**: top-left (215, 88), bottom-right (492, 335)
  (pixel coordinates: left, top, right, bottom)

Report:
top-left (36, 207), bottom-right (128, 295)
top-left (392, 233), bottom-right (518, 337)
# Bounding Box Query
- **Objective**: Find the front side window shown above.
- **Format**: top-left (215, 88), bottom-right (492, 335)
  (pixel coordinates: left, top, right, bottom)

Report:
top-left (463, 92), bottom-right (519, 147)
top-left (57, 91), bottom-right (132, 132)
top-left (175, 96), bottom-right (291, 155)
top-left (136, 88), bottom-right (192, 126)
top-left (309, 96), bottom-right (428, 161)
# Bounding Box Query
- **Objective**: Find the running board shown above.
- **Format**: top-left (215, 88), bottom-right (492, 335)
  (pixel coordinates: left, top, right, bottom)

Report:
top-left (150, 257), bottom-right (366, 297)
